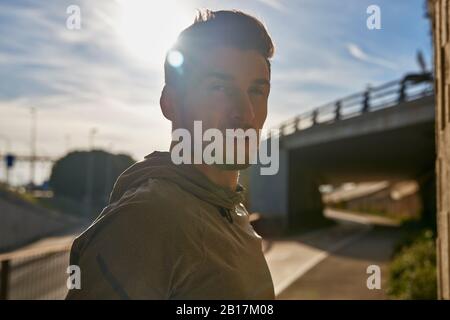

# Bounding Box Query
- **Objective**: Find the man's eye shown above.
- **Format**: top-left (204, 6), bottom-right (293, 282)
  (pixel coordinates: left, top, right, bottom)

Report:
top-left (249, 87), bottom-right (264, 96)
top-left (211, 85), bottom-right (226, 91)
top-left (209, 84), bottom-right (235, 96)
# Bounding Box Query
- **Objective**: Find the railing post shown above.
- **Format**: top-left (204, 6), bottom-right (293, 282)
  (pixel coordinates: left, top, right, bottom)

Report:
top-left (335, 101), bottom-right (341, 121)
top-left (362, 90), bottom-right (370, 113)
top-left (280, 124), bottom-right (285, 137)
top-left (398, 81), bottom-right (406, 103)
top-left (312, 110), bottom-right (318, 125)
top-left (0, 260), bottom-right (10, 300)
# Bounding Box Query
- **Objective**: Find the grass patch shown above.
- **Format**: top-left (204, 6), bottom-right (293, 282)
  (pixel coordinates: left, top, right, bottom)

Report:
top-left (387, 227), bottom-right (437, 300)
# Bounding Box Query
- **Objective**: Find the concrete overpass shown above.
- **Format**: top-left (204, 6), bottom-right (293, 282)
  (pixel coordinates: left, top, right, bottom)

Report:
top-left (249, 74), bottom-right (435, 233)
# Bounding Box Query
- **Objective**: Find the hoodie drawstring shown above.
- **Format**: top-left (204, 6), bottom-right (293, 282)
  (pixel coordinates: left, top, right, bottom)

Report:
top-left (218, 207), bottom-right (234, 224)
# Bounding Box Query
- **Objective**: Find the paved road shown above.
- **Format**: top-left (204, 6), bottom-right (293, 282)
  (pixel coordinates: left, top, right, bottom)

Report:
top-left (264, 209), bottom-right (405, 300)
top-left (276, 226), bottom-right (403, 299)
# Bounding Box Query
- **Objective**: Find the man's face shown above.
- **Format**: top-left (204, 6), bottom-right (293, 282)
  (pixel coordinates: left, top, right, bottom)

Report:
top-left (179, 46), bottom-right (270, 169)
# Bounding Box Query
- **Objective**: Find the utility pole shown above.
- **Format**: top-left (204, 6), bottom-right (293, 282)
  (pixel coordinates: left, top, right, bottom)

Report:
top-left (103, 143), bottom-right (114, 205)
top-left (428, 0), bottom-right (450, 299)
top-left (29, 107), bottom-right (37, 188)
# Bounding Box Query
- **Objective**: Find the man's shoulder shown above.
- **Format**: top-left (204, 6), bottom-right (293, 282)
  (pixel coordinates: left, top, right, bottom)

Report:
top-left (139, 177), bottom-right (191, 204)
top-left (74, 178), bottom-right (201, 253)
top-left (68, 179), bottom-right (205, 299)
top-left (113, 177), bottom-right (193, 218)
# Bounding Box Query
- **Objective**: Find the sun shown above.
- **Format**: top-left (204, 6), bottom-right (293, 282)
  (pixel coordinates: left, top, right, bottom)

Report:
top-left (115, 0), bottom-right (193, 68)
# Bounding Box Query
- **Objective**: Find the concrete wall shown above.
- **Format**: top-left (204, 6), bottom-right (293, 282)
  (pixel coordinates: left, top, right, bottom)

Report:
top-left (0, 189), bottom-right (83, 252)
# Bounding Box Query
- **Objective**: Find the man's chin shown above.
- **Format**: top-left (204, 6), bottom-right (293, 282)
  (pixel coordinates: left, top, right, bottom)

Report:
top-left (214, 163), bottom-right (252, 171)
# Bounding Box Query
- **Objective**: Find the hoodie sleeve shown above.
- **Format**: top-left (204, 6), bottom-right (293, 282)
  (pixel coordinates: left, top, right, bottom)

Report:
top-left (65, 198), bottom-right (204, 300)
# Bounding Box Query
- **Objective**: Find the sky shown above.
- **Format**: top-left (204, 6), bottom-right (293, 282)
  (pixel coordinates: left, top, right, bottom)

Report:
top-left (0, 0), bottom-right (432, 185)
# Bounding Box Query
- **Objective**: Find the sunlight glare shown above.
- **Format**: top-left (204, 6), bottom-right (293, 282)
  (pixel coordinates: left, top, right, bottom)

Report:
top-left (115, 0), bottom-right (192, 68)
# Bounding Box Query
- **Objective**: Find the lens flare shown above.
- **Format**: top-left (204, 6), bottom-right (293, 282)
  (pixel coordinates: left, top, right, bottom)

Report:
top-left (167, 50), bottom-right (184, 68)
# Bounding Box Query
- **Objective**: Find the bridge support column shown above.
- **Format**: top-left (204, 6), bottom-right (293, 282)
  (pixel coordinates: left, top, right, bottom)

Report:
top-left (249, 148), bottom-right (289, 236)
top-left (288, 165), bottom-right (333, 232)
top-left (249, 145), bottom-right (332, 236)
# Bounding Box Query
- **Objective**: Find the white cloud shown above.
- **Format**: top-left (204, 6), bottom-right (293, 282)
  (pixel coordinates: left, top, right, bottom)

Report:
top-left (347, 42), bottom-right (398, 70)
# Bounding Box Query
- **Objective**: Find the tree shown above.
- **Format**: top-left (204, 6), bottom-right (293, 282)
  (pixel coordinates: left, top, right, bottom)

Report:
top-left (49, 150), bottom-right (135, 217)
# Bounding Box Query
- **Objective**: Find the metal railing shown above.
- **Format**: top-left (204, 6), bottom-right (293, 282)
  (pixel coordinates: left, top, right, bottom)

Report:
top-left (0, 236), bottom-right (74, 300)
top-left (271, 72), bottom-right (434, 138)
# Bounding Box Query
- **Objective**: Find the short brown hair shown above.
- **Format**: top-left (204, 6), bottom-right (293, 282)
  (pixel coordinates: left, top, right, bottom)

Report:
top-left (164, 9), bottom-right (274, 92)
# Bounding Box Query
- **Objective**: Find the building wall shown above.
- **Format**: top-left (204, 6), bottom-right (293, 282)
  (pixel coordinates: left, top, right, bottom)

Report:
top-left (429, 0), bottom-right (450, 300)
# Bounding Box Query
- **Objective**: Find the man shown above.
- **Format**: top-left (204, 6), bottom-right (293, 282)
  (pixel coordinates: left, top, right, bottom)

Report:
top-left (66, 9), bottom-right (275, 300)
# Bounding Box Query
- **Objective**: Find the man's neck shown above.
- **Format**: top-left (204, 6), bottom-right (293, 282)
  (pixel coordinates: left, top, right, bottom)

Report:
top-left (169, 141), bottom-right (239, 191)
top-left (194, 164), bottom-right (239, 191)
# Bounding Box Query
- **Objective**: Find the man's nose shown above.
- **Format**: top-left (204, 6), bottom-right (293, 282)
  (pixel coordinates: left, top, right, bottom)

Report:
top-left (230, 91), bottom-right (255, 125)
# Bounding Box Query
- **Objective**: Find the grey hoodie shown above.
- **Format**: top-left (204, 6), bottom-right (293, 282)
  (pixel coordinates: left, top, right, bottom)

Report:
top-left (66, 151), bottom-right (275, 300)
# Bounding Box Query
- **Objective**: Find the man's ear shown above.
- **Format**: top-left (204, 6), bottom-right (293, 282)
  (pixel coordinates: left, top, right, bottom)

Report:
top-left (160, 85), bottom-right (177, 121)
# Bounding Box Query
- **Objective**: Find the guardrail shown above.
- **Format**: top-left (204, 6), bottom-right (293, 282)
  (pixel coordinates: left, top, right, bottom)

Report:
top-left (0, 236), bottom-right (74, 300)
top-left (270, 72), bottom-right (434, 138)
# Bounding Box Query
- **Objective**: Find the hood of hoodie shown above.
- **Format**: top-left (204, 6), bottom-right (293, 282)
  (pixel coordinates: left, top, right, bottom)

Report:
top-left (109, 151), bottom-right (246, 211)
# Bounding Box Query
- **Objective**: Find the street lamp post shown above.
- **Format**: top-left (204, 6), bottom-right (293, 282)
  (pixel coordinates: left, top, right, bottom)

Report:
top-left (84, 128), bottom-right (97, 218)
top-left (0, 136), bottom-right (12, 185)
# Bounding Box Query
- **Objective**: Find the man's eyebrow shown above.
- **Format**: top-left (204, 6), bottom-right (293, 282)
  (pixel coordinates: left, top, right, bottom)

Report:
top-left (204, 72), bottom-right (234, 81)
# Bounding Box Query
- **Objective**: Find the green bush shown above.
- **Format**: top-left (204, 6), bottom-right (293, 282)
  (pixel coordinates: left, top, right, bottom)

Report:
top-left (387, 230), bottom-right (437, 300)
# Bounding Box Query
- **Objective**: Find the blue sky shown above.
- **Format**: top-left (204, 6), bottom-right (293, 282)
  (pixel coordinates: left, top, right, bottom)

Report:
top-left (0, 0), bottom-right (432, 184)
